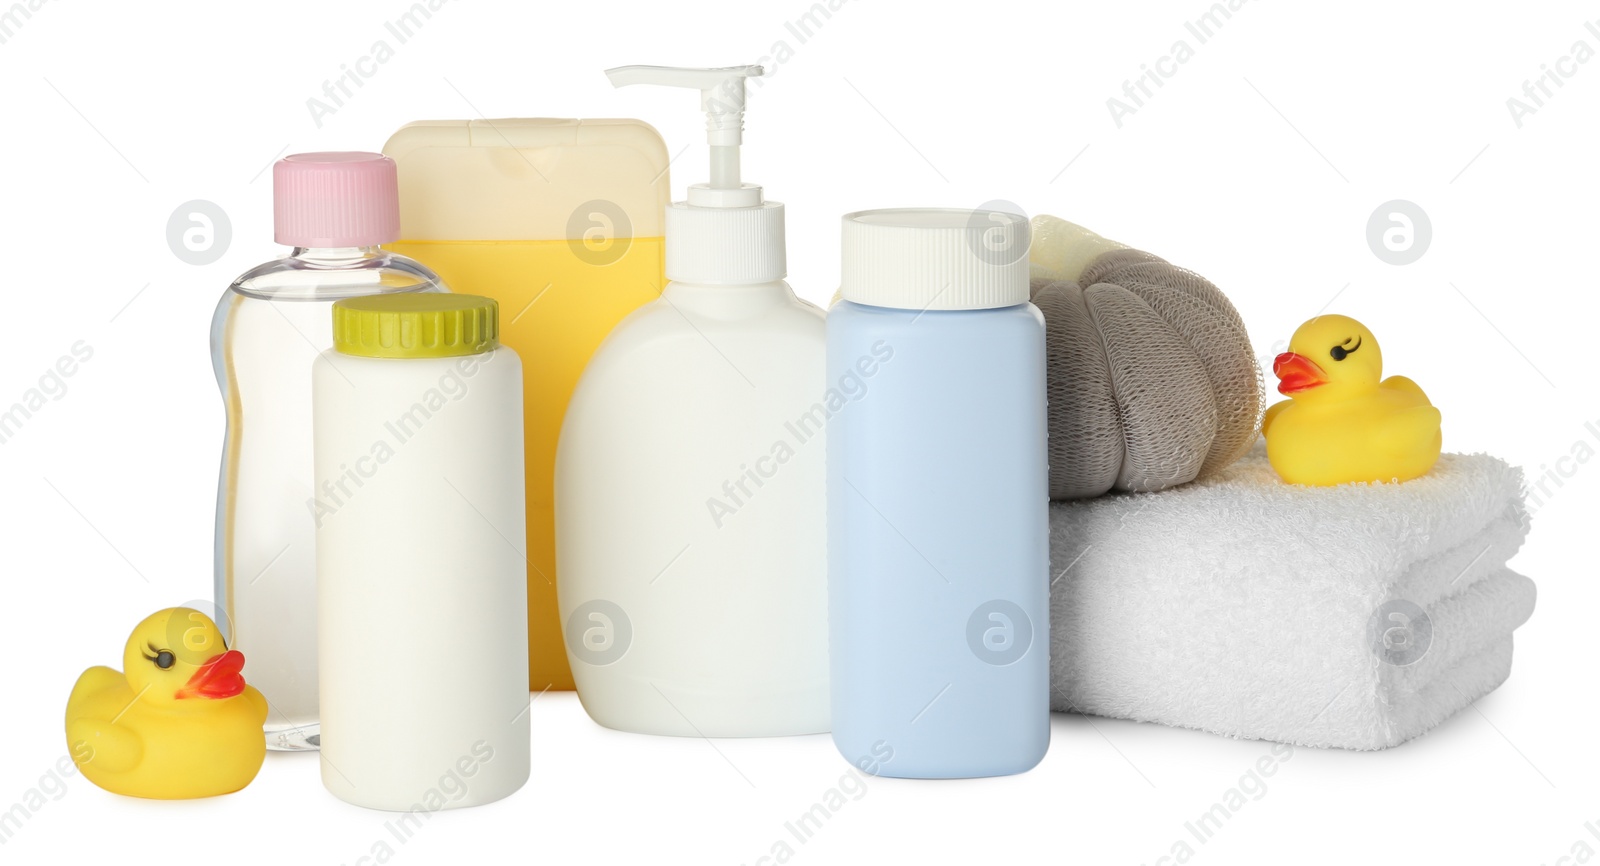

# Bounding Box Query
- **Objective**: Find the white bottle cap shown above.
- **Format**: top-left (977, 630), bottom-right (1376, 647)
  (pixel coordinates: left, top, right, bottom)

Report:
top-left (607, 64), bottom-right (785, 285)
top-left (665, 199), bottom-right (785, 285)
top-left (840, 208), bottom-right (1031, 310)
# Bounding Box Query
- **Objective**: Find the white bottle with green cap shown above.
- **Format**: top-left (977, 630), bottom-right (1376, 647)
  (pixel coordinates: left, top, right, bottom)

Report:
top-left (555, 64), bottom-right (829, 737)
top-left (313, 293), bottom-right (529, 810)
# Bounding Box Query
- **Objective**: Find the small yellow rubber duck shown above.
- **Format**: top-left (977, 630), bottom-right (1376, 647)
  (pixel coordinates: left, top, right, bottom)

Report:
top-left (65, 608), bottom-right (267, 799)
top-left (1262, 314), bottom-right (1441, 486)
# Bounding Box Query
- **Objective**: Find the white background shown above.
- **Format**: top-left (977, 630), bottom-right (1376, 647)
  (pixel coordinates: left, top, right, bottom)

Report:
top-left (1, 0), bottom-right (1596, 863)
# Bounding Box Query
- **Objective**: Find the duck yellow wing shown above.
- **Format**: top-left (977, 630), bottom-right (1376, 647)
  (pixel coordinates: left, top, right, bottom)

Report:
top-left (1376, 402), bottom-right (1442, 443)
top-left (1261, 398), bottom-right (1291, 436)
top-left (1367, 402), bottom-right (1443, 482)
top-left (65, 667), bottom-right (145, 774)
top-left (67, 718), bottom-right (143, 774)
top-left (66, 666), bottom-right (124, 717)
top-left (1380, 375), bottom-right (1429, 402)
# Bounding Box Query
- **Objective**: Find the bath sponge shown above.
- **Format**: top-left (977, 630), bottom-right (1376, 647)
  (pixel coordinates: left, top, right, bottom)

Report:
top-left (1030, 216), bottom-right (1261, 498)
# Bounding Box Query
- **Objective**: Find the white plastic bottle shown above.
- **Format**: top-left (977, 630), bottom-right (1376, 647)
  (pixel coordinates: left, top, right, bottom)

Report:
top-left (313, 294), bottom-right (529, 810)
top-left (211, 152), bottom-right (446, 751)
top-left (556, 65), bottom-right (829, 737)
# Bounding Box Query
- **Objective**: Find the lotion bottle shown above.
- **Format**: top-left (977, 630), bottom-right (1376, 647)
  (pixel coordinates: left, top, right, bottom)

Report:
top-left (556, 65), bottom-right (828, 737)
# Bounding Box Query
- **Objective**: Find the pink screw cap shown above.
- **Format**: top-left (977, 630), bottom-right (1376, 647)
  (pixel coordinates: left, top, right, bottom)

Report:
top-left (273, 152), bottom-right (401, 248)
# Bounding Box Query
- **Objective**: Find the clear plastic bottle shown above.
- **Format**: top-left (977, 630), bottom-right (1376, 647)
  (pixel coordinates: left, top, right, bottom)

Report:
top-left (210, 152), bottom-right (445, 751)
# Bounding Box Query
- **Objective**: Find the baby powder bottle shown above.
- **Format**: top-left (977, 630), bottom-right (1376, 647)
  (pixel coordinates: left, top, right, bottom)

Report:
top-left (313, 294), bottom-right (529, 810)
top-left (828, 208), bottom-right (1049, 778)
top-left (211, 153), bottom-right (445, 751)
top-left (556, 65), bottom-right (828, 736)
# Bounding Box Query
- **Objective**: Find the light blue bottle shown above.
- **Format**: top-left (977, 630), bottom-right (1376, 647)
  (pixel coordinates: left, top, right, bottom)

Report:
top-left (828, 208), bottom-right (1049, 779)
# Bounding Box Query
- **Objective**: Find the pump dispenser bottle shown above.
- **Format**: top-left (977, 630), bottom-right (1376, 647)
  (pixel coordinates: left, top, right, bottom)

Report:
top-left (556, 65), bottom-right (828, 737)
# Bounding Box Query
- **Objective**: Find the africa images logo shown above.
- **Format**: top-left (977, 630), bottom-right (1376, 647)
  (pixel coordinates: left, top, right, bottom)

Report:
top-left (966, 600), bottom-right (1034, 666)
top-left (1367, 599), bottom-right (1432, 667)
top-left (565, 600), bottom-right (632, 667)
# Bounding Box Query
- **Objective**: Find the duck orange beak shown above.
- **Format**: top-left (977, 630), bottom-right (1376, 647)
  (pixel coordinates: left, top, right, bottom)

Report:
top-left (1273, 352), bottom-right (1327, 394)
top-left (177, 650), bottom-right (247, 700)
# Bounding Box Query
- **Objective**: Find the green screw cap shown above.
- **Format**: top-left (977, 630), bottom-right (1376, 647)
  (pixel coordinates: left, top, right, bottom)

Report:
top-left (332, 294), bottom-right (498, 359)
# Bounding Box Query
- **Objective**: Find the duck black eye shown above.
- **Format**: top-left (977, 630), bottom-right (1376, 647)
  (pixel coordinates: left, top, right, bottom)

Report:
top-left (1330, 336), bottom-right (1361, 361)
top-left (152, 650), bottom-right (175, 670)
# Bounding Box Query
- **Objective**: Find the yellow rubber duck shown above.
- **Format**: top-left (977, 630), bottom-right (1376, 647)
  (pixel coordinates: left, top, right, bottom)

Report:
top-left (65, 608), bottom-right (267, 799)
top-left (1262, 314), bottom-right (1441, 486)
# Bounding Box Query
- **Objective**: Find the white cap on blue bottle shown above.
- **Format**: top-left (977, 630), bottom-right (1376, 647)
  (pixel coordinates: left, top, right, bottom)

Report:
top-left (841, 208), bottom-right (1031, 311)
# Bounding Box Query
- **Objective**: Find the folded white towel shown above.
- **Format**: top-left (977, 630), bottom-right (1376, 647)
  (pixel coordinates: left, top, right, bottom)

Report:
top-left (1048, 442), bottom-right (1535, 749)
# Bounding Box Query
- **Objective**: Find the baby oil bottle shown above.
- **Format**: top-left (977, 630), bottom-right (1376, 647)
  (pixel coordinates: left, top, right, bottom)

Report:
top-left (556, 65), bottom-right (829, 736)
top-left (384, 117), bottom-right (670, 693)
top-left (212, 152), bottom-right (446, 750)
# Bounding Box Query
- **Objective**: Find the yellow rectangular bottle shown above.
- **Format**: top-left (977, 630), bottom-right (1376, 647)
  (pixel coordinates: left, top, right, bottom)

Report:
top-left (384, 119), bottom-right (669, 691)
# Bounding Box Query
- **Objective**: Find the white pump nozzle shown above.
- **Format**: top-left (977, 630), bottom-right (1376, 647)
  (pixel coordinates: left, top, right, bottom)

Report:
top-left (606, 63), bottom-right (783, 284)
top-left (605, 64), bottom-right (764, 207)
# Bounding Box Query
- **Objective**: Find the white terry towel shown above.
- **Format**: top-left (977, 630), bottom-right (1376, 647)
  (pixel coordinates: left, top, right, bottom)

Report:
top-left (1048, 442), bottom-right (1536, 750)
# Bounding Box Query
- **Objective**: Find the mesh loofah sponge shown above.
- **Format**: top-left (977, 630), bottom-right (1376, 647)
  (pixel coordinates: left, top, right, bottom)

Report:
top-left (1030, 216), bottom-right (1262, 499)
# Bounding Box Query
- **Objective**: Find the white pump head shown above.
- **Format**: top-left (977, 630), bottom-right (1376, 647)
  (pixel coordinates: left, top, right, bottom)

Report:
top-left (606, 64), bottom-right (764, 208)
top-left (606, 64), bottom-right (785, 284)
